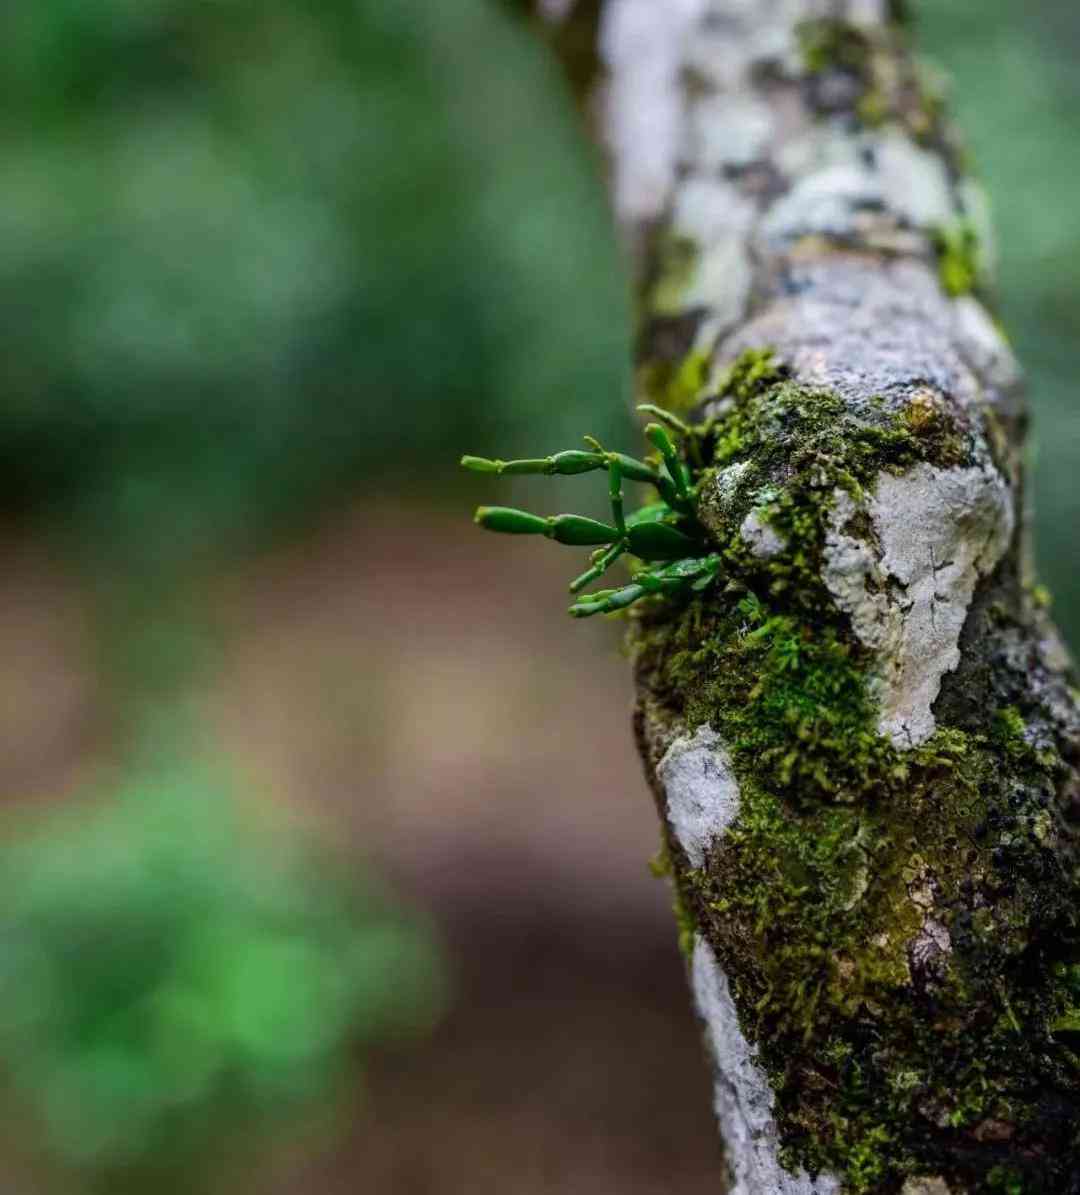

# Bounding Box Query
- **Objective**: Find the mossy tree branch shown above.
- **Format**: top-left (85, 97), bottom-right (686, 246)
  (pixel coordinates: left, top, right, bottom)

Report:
top-left (564, 2), bottom-right (1080, 1192)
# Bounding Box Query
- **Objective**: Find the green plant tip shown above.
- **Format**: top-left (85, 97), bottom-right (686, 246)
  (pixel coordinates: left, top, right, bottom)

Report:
top-left (474, 505), bottom-right (548, 534)
top-left (637, 404), bottom-right (690, 436)
top-left (461, 455), bottom-right (499, 473)
top-left (464, 417), bottom-right (716, 617)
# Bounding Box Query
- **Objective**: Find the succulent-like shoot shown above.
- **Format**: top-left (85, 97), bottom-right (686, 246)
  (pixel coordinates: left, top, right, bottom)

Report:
top-left (462, 417), bottom-right (718, 616)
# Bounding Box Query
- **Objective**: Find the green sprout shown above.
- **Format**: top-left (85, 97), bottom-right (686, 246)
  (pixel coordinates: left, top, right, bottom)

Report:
top-left (462, 407), bottom-right (721, 616)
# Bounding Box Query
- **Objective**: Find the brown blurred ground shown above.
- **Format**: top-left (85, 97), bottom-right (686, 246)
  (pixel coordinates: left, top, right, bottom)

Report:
top-left (0, 505), bottom-right (727, 1193)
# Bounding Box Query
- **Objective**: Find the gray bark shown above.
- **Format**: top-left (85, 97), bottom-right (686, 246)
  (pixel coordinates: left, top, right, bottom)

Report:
top-left (555, 1), bottom-right (1080, 1191)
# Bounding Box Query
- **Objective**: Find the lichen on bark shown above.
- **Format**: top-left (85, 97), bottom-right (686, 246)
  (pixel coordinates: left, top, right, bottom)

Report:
top-left (614, 2), bottom-right (1080, 1192)
top-left (634, 350), bottom-right (1080, 1192)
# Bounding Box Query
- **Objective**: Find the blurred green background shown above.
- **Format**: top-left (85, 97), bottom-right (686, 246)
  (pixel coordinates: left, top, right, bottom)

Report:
top-left (919, 0), bottom-right (1080, 640)
top-left (0, 0), bottom-right (630, 555)
top-left (0, 1), bottom-right (1077, 1192)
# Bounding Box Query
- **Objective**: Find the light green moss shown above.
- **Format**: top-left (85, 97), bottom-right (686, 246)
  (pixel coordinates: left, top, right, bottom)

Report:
top-left (648, 232), bottom-right (701, 316)
top-left (638, 348), bottom-right (713, 417)
top-left (1031, 582), bottom-right (1053, 611)
top-left (798, 19), bottom-right (873, 77)
top-left (797, 19), bottom-right (947, 144)
top-left (855, 86), bottom-right (890, 128)
top-left (933, 220), bottom-right (981, 297)
top-left (649, 841), bottom-right (698, 958)
top-left (711, 347), bottom-right (785, 406)
top-left (843, 1125), bottom-right (893, 1192)
top-left (993, 706), bottom-right (1028, 757)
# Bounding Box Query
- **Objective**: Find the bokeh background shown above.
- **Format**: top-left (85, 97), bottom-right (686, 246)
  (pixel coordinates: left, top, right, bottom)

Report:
top-left (0, 1), bottom-right (1077, 1191)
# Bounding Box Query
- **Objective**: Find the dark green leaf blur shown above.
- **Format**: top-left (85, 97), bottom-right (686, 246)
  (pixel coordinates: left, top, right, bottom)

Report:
top-left (0, 0), bottom-right (630, 561)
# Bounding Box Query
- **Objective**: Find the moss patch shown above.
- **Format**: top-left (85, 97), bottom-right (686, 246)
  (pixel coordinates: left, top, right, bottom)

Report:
top-left (933, 219), bottom-right (981, 297)
top-left (638, 348), bottom-right (713, 417)
top-left (796, 18), bottom-right (953, 148)
top-left (647, 232), bottom-right (701, 317)
top-left (650, 840), bottom-right (699, 959)
top-left (632, 351), bottom-right (1080, 1192)
top-left (799, 19), bottom-right (875, 78)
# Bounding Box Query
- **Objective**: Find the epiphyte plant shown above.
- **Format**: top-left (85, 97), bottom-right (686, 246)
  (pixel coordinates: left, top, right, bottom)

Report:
top-left (461, 408), bottom-right (721, 617)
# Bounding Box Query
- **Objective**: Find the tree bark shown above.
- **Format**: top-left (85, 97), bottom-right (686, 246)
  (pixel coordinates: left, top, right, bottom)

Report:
top-left (558, 1), bottom-right (1080, 1191)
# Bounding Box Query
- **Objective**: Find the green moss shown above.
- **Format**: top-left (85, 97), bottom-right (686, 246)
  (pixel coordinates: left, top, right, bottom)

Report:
top-left (672, 871), bottom-right (700, 960)
top-left (712, 347), bottom-right (786, 405)
top-left (1051, 963), bottom-right (1080, 1046)
top-left (855, 86), bottom-right (890, 128)
top-left (798, 19), bottom-right (873, 77)
top-left (901, 388), bottom-right (972, 467)
top-left (638, 348), bottom-right (713, 417)
top-left (994, 706), bottom-right (1028, 757)
top-left (645, 573), bottom-right (1074, 1186)
top-left (648, 843), bottom-right (671, 879)
top-left (645, 841), bottom-right (697, 960)
top-left (679, 597), bottom-right (901, 800)
top-left (650, 840), bottom-right (699, 958)
top-left (987, 1167), bottom-right (1026, 1195)
top-left (630, 350), bottom-right (1080, 1191)
top-left (911, 57), bottom-right (950, 140)
top-left (1031, 582), bottom-right (1053, 611)
top-left (1054, 962), bottom-right (1080, 999)
top-left (702, 352), bottom-right (971, 487)
top-left (888, 0), bottom-right (912, 24)
top-left (842, 1125), bottom-right (893, 1192)
top-left (648, 232), bottom-right (700, 316)
top-left (797, 18), bottom-right (944, 144)
top-left (933, 219), bottom-right (981, 297)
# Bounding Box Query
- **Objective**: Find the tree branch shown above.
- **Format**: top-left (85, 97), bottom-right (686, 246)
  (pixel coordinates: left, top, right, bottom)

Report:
top-left (613, 2), bottom-right (1080, 1192)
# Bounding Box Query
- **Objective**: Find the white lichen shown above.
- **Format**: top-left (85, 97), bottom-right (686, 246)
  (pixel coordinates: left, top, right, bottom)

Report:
top-left (910, 918), bottom-right (952, 972)
top-left (763, 129), bottom-right (957, 249)
top-left (760, 160), bottom-right (878, 246)
top-left (823, 462), bottom-right (1014, 748)
top-left (687, 94), bottom-right (775, 171)
top-left (774, 122), bottom-right (863, 182)
top-left (1038, 624), bottom-right (1073, 675)
top-left (706, 461), bottom-right (754, 526)
top-left (846, 0), bottom-right (889, 23)
top-left (823, 488), bottom-right (892, 649)
top-left (657, 726), bottom-right (741, 868)
top-left (666, 178), bottom-right (756, 329)
top-left (872, 462), bottom-right (1014, 746)
top-left (740, 509), bottom-right (787, 560)
top-left (901, 1179), bottom-right (953, 1195)
top-left (600, 0), bottom-right (707, 224)
top-left (692, 937), bottom-right (842, 1195)
top-left (876, 129), bottom-right (956, 231)
top-left (952, 295), bottom-right (1020, 391)
top-left (672, 178), bottom-right (757, 248)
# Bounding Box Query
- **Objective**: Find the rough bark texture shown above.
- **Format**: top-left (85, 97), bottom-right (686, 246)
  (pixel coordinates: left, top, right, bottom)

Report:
top-left (588, 1), bottom-right (1080, 1192)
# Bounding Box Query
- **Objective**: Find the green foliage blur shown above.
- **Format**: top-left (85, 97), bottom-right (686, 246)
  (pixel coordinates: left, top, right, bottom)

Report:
top-left (0, 0), bottom-right (630, 562)
top-left (0, 771), bottom-right (444, 1193)
top-left (915, 0), bottom-right (1080, 647)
